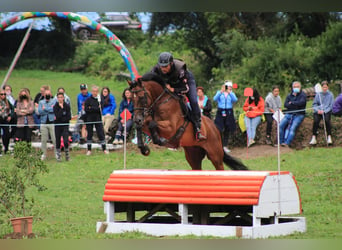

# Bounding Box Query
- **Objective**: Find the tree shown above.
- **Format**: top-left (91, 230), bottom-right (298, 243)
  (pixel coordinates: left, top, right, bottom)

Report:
top-left (278, 12), bottom-right (341, 38)
top-left (313, 22), bottom-right (342, 81)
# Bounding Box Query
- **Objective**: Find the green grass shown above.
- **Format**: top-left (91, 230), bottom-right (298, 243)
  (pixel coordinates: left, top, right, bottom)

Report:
top-left (0, 146), bottom-right (341, 239)
top-left (0, 70), bottom-right (341, 239)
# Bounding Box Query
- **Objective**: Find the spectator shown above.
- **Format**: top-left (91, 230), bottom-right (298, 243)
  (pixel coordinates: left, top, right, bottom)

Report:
top-left (279, 81), bottom-right (307, 147)
top-left (332, 93), bottom-right (342, 116)
top-left (54, 87), bottom-right (71, 106)
top-left (264, 86), bottom-right (282, 145)
top-left (0, 88), bottom-right (14, 155)
top-left (243, 88), bottom-right (265, 147)
top-left (15, 88), bottom-right (35, 142)
top-left (113, 88), bottom-right (134, 145)
top-left (309, 81), bottom-right (334, 145)
top-left (33, 85), bottom-right (49, 130)
top-left (75, 83), bottom-right (91, 143)
top-left (38, 88), bottom-right (57, 161)
top-left (84, 85), bottom-right (108, 155)
top-left (101, 86), bottom-right (117, 135)
top-left (3, 84), bottom-right (16, 140)
top-left (213, 81), bottom-right (238, 153)
top-left (3, 84), bottom-right (15, 106)
top-left (54, 92), bottom-right (72, 161)
top-left (197, 86), bottom-right (212, 119)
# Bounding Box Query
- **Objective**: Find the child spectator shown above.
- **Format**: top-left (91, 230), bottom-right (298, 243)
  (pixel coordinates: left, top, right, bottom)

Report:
top-left (243, 88), bottom-right (265, 147)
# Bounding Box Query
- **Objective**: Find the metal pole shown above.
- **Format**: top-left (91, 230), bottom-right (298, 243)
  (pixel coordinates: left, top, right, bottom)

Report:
top-left (123, 109), bottom-right (127, 169)
top-left (1, 21), bottom-right (34, 89)
top-left (277, 110), bottom-right (281, 215)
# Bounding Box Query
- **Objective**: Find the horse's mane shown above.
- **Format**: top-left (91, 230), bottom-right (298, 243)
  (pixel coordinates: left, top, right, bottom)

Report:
top-left (140, 72), bottom-right (166, 87)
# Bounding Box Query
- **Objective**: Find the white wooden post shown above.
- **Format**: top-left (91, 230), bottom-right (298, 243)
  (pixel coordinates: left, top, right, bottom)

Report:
top-left (178, 204), bottom-right (188, 224)
top-left (105, 202), bottom-right (115, 223)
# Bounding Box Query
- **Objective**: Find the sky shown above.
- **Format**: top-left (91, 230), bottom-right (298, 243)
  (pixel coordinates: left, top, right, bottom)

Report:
top-left (0, 12), bottom-right (152, 32)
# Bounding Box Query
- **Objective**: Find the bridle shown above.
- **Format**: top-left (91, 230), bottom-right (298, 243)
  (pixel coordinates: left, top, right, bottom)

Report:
top-left (130, 83), bottom-right (169, 127)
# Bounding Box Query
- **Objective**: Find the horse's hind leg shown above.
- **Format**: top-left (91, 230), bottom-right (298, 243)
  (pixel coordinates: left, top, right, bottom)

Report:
top-left (183, 146), bottom-right (205, 170)
top-left (206, 148), bottom-right (225, 170)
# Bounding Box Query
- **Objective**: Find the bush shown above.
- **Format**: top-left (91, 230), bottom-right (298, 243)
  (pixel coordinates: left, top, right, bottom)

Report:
top-left (0, 142), bottom-right (48, 220)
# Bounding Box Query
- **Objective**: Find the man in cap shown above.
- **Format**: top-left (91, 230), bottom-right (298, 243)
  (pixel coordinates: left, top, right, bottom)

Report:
top-left (75, 83), bottom-right (91, 143)
top-left (151, 52), bottom-right (206, 141)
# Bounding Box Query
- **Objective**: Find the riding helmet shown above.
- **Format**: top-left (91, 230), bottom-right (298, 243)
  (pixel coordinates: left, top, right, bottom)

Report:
top-left (158, 52), bottom-right (173, 67)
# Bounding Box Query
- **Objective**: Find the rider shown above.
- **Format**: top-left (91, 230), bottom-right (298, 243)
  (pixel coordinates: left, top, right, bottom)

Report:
top-left (151, 52), bottom-right (206, 141)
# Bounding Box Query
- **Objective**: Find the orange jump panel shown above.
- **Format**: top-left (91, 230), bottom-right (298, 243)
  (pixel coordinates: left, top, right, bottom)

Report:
top-left (101, 170), bottom-right (293, 205)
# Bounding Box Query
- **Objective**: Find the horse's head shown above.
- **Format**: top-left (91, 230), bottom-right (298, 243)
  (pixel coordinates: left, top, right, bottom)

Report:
top-left (128, 76), bottom-right (165, 128)
top-left (128, 78), bottom-right (150, 128)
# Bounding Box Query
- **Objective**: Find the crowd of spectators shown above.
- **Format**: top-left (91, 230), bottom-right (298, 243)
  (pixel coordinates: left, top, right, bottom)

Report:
top-left (199, 80), bottom-right (341, 152)
top-left (1, 79), bottom-right (341, 159)
top-left (0, 83), bottom-right (134, 160)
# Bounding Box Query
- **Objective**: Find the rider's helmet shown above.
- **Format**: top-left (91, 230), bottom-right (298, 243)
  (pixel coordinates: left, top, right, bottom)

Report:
top-left (158, 52), bottom-right (173, 67)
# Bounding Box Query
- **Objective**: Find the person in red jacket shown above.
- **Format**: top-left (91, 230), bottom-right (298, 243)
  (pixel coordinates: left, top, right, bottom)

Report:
top-left (243, 88), bottom-right (265, 147)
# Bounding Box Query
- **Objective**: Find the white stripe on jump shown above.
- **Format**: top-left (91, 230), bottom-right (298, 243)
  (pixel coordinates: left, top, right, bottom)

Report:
top-left (111, 169), bottom-right (286, 176)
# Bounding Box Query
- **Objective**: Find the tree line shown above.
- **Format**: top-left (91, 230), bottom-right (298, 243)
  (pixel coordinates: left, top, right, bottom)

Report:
top-left (0, 12), bottom-right (341, 97)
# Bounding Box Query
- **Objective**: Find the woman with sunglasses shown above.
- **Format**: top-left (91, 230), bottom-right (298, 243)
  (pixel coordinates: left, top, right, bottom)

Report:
top-left (0, 89), bottom-right (14, 155)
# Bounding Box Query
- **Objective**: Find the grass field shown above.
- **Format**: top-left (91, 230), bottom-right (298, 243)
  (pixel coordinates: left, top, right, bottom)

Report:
top-left (0, 144), bottom-right (341, 239)
top-left (0, 70), bottom-right (341, 239)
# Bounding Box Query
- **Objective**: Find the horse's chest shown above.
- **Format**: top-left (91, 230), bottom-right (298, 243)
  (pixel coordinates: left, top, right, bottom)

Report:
top-left (155, 107), bottom-right (172, 120)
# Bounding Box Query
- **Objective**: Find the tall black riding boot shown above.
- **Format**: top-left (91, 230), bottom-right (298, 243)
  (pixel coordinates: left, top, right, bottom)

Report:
top-left (65, 148), bottom-right (70, 161)
top-left (194, 118), bottom-right (206, 141)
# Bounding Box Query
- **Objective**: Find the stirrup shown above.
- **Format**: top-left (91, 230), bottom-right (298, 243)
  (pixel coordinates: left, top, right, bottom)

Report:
top-left (196, 131), bottom-right (206, 141)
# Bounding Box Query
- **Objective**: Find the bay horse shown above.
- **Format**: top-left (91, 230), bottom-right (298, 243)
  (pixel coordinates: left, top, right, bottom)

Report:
top-left (129, 73), bottom-right (248, 171)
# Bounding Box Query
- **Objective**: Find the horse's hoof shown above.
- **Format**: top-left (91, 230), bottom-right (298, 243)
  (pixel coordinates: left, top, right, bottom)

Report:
top-left (141, 146), bottom-right (150, 156)
top-left (158, 137), bottom-right (168, 146)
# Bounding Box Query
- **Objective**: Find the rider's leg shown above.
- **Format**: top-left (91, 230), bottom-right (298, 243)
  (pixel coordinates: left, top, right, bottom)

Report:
top-left (186, 72), bottom-right (206, 141)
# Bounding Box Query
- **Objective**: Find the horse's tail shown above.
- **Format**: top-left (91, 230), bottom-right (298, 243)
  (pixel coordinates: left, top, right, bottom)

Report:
top-left (223, 152), bottom-right (249, 170)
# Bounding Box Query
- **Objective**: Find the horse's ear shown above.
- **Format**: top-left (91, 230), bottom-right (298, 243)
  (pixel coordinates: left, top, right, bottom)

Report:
top-left (127, 78), bottom-right (142, 88)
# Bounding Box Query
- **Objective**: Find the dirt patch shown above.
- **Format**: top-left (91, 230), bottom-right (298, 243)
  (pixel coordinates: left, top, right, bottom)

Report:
top-left (228, 144), bottom-right (293, 160)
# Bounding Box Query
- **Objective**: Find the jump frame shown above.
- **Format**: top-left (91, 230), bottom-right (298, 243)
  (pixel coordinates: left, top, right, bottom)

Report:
top-left (96, 170), bottom-right (306, 238)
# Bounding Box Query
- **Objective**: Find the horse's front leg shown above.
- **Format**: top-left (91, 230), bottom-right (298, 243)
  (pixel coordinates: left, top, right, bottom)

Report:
top-left (136, 126), bottom-right (150, 156)
top-left (148, 120), bottom-right (168, 146)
